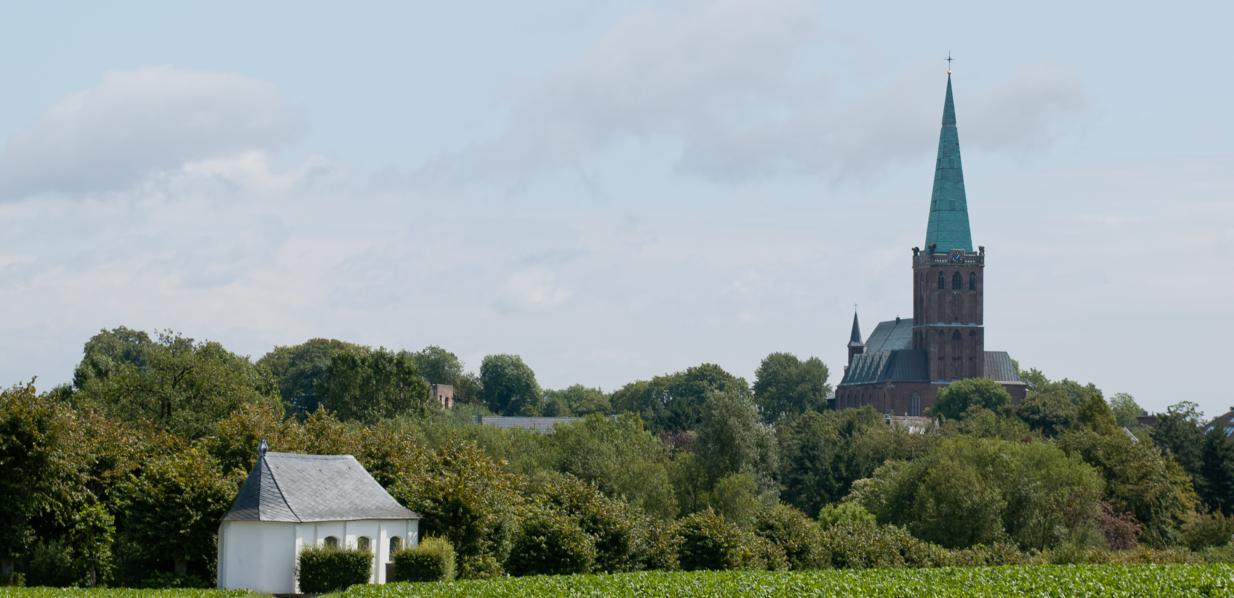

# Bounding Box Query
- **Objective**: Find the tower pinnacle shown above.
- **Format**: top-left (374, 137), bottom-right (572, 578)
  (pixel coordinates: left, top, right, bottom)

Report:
top-left (924, 72), bottom-right (973, 252)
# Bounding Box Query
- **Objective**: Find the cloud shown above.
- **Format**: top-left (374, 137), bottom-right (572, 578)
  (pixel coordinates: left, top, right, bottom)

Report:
top-left (422, 0), bottom-right (1083, 187)
top-left (0, 66), bottom-right (298, 201)
top-left (495, 268), bottom-right (573, 314)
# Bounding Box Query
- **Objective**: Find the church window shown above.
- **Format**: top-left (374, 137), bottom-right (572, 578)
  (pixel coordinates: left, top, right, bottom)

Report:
top-left (938, 272), bottom-right (945, 289)
top-left (952, 272), bottom-right (962, 289)
top-left (358, 536), bottom-right (372, 552)
top-left (323, 536), bottom-right (339, 549)
top-left (909, 393), bottom-right (921, 416)
top-left (969, 272), bottom-right (976, 290)
top-left (390, 536), bottom-right (402, 554)
top-left (952, 330), bottom-right (962, 340)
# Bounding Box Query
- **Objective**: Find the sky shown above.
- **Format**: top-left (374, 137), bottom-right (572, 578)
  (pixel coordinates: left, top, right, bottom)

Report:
top-left (1, 1), bottom-right (1232, 418)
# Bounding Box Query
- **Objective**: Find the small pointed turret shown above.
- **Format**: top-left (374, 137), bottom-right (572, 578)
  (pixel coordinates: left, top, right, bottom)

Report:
top-left (847, 310), bottom-right (865, 366)
top-left (924, 73), bottom-right (974, 252)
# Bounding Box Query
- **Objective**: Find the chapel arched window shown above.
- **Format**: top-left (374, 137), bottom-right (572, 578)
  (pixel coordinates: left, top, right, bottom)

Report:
top-left (390, 536), bottom-right (403, 554)
top-left (937, 272), bottom-right (945, 289)
top-left (324, 536), bottom-right (339, 549)
top-left (952, 272), bottom-right (962, 290)
top-left (357, 536), bottom-right (372, 553)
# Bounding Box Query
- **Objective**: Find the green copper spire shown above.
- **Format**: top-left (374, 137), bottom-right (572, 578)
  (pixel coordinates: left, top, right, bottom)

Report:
top-left (924, 74), bottom-right (973, 252)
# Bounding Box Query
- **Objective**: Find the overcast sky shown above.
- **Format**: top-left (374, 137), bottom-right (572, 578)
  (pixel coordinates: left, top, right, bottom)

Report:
top-left (1, 1), bottom-right (1231, 418)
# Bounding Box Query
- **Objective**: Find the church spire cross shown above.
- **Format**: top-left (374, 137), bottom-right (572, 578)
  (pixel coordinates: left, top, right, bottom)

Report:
top-left (945, 53), bottom-right (954, 75)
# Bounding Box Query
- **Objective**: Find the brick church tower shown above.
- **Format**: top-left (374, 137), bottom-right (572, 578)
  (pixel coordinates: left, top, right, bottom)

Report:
top-left (834, 72), bottom-right (1026, 415)
top-left (912, 74), bottom-right (985, 381)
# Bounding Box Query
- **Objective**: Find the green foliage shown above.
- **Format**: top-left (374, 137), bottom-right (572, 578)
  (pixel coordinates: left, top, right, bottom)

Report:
top-left (1108, 393), bottom-right (1146, 428)
top-left (1151, 401), bottom-right (1207, 476)
top-left (1058, 428), bottom-right (1199, 547)
top-left (672, 511), bottom-right (757, 571)
top-left (506, 509), bottom-right (597, 576)
top-left (389, 441), bottom-right (521, 576)
top-left (317, 349), bottom-right (433, 423)
top-left (817, 502), bottom-right (875, 529)
top-left (1200, 426), bottom-right (1234, 514)
top-left (818, 519), bottom-right (946, 569)
top-left (752, 353), bottom-right (830, 423)
top-left (392, 536), bottom-right (456, 582)
top-left (1183, 512), bottom-right (1234, 550)
top-left (854, 436), bottom-right (1105, 550)
top-left (706, 473), bottom-right (768, 529)
top-left (340, 565), bottom-right (1234, 597)
top-left (1013, 378), bottom-right (1105, 438)
top-left (73, 327), bottom-right (153, 389)
top-left (113, 447), bottom-right (236, 583)
top-left (610, 363), bottom-right (749, 433)
top-left (257, 338), bottom-right (360, 416)
top-left (695, 391), bottom-right (778, 493)
top-left (297, 546), bottom-right (372, 593)
top-left (0, 383), bottom-right (66, 563)
top-left (544, 414), bottom-right (676, 519)
top-left (777, 407), bottom-right (929, 517)
top-left (930, 378), bottom-right (1011, 421)
top-left (752, 504), bottom-right (827, 570)
top-left (531, 475), bottom-right (640, 573)
top-left (479, 355), bottom-right (542, 416)
top-left (541, 385), bottom-right (611, 417)
top-left (74, 330), bottom-right (279, 439)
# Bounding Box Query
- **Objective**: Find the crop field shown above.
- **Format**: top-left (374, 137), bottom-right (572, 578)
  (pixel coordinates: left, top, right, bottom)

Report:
top-left (0, 590), bottom-right (254, 598)
top-left (336, 564), bottom-right (1234, 597)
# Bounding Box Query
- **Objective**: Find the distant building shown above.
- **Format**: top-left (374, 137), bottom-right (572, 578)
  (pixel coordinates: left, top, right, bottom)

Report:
top-left (475, 415), bottom-right (581, 433)
top-left (835, 73), bottom-right (1026, 416)
top-left (431, 383), bottom-right (455, 409)
top-left (1205, 410), bottom-right (1234, 439)
top-left (216, 441), bottom-right (419, 593)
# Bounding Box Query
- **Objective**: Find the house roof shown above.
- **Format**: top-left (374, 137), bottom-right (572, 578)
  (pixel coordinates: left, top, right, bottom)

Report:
top-left (476, 415), bottom-right (581, 433)
top-left (223, 451), bottom-right (418, 523)
top-left (1204, 410), bottom-right (1234, 438)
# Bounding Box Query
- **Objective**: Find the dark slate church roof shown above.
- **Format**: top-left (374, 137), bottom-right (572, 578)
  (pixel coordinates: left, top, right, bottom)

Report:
top-left (223, 451), bottom-right (418, 523)
top-left (839, 318), bottom-right (1024, 386)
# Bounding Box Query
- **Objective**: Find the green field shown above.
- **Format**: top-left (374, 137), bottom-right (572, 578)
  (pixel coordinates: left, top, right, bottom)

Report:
top-left (3, 565), bottom-right (1232, 597)
top-left (336, 565), bottom-right (1234, 597)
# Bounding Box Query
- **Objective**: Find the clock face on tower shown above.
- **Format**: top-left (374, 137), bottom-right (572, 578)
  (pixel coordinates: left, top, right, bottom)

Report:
top-left (950, 252), bottom-right (964, 264)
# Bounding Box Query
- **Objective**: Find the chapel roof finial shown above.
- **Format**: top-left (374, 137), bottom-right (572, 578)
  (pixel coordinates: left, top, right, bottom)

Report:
top-left (258, 438), bottom-right (269, 457)
top-left (924, 67), bottom-right (973, 252)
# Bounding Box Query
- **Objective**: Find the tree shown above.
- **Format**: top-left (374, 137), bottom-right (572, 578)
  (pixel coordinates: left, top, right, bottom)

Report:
top-left (0, 383), bottom-right (68, 573)
top-left (752, 353), bottom-right (830, 423)
top-left (114, 447), bottom-right (236, 583)
top-left (695, 391), bottom-right (778, 493)
top-left (1013, 378), bottom-right (1105, 437)
top-left (610, 363), bottom-right (749, 433)
top-left (1151, 401), bottom-right (1206, 478)
top-left (542, 385), bottom-right (610, 416)
top-left (546, 414), bottom-right (677, 519)
top-left (930, 378), bottom-right (1012, 421)
top-left (257, 338), bottom-right (361, 416)
top-left (1198, 427), bottom-right (1234, 514)
top-left (1108, 393), bottom-right (1146, 428)
top-left (479, 354), bottom-right (542, 416)
top-left (531, 474), bottom-right (640, 572)
top-left (506, 509), bottom-right (596, 576)
top-left (777, 407), bottom-right (929, 517)
top-left (853, 436), bottom-right (1104, 550)
top-left (1058, 428), bottom-right (1199, 547)
top-left (74, 331), bottom-right (280, 439)
top-left (317, 349), bottom-right (433, 423)
top-left (73, 327), bottom-right (153, 389)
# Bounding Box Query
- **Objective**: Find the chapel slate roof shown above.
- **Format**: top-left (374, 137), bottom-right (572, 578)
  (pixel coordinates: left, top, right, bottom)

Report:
top-left (223, 452), bottom-right (418, 523)
top-left (864, 318), bottom-right (914, 353)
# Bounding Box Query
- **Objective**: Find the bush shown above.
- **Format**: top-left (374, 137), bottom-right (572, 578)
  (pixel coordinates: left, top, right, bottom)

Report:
top-left (0, 572), bottom-right (25, 587)
top-left (638, 519), bottom-right (680, 571)
top-left (754, 504), bottom-right (827, 570)
top-left (817, 502), bottom-right (875, 529)
top-left (534, 474), bottom-right (641, 572)
top-left (674, 510), bottom-right (757, 571)
top-left (459, 554), bottom-right (503, 579)
top-left (506, 510), bottom-right (597, 576)
top-left (297, 546), bottom-right (372, 593)
top-left (946, 542), bottom-right (1031, 567)
top-left (819, 519), bottom-right (946, 569)
top-left (25, 540), bottom-right (75, 587)
top-left (1184, 512), bottom-right (1234, 550)
top-left (135, 571), bottom-right (211, 588)
top-left (392, 536), bottom-right (456, 582)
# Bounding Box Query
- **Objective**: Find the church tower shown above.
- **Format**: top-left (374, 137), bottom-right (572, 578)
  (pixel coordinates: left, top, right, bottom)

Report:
top-left (911, 73), bottom-right (985, 381)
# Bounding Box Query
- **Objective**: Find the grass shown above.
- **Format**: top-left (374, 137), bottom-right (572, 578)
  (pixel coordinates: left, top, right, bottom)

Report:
top-left (0, 589), bottom-right (256, 597)
top-left (334, 564), bottom-right (1234, 597)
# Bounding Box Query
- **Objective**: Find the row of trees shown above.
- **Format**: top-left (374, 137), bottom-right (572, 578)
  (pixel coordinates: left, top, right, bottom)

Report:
top-left (1, 327), bottom-right (1232, 587)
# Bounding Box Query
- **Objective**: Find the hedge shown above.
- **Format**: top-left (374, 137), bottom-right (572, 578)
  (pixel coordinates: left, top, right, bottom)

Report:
top-left (297, 546), bottom-right (372, 593)
top-left (392, 537), bottom-right (456, 582)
